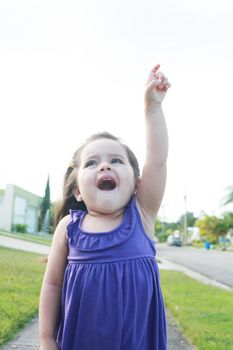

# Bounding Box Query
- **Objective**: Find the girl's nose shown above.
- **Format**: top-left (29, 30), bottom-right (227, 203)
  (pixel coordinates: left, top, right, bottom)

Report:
top-left (100, 162), bottom-right (111, 171)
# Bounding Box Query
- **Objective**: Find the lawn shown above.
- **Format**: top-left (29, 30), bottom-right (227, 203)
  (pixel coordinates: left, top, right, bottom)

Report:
top-left (160, 270), bottom-right (233, 350)
top-left (0, 247), bottom-right (46, 347)
top-left (0, 230), bottom-right (52, 246)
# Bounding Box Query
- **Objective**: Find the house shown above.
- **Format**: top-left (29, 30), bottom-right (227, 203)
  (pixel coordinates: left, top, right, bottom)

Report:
top-left (188, 227), bottom-right (201, 242)
top-left (0, 184), bottom-right (42, 234)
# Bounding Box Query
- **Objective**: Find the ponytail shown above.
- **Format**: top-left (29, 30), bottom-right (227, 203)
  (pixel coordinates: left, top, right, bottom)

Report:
top-left (55, 166), bottom-right (87, 226)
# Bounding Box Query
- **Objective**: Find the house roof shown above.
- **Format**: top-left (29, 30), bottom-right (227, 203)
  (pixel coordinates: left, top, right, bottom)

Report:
top-left (7, 184), bottom-right (42, 207)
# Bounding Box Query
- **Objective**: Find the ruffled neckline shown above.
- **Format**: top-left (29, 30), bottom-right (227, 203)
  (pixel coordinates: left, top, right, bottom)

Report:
top-left (78, 206), bottom-right (128, 236)
top-left (67, 196), bottom-right (136, 251)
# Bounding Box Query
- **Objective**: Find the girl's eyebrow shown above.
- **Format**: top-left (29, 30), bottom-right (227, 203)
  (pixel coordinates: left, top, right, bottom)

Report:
top-left (82, 154), bottom-right (100, 162)
top-left (84, 154), bottom-right (98, 159)
top-left (109, 153), bottom-right (126, 159)
top-left (84, 153), bottom-right (126, 160)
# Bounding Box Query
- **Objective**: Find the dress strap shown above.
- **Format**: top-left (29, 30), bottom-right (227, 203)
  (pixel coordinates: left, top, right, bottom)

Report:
top-left (66, 210), bottom-right (85, 240)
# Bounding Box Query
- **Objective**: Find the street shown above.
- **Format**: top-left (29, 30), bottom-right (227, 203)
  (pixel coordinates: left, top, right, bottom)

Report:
top-left (157, 243), bottom-right (233, 288)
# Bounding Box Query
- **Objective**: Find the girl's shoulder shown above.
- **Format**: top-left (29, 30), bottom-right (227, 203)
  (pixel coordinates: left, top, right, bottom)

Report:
top-left (53, 214), bottom-right (72, 243)
top-left (57, 214), bottom-right (72, 229)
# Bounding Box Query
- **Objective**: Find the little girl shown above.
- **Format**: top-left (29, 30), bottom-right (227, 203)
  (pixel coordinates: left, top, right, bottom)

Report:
top-left (39, 64), bottom-right (170, 350)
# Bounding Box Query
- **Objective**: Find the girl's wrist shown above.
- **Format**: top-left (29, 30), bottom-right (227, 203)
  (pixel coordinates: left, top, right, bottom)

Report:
top-left (145, 103), bottom-right (163, 116)
top-left (40, 337), bottom-right (58, 350)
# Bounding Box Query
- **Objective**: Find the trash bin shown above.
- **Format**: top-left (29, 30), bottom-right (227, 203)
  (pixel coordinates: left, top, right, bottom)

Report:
top-left (204, 241), bottom-right (210, 250)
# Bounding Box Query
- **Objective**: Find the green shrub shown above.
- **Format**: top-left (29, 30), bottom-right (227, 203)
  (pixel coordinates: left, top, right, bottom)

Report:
top-left (157, 232), bottom-right (169, 242)
top-left (12, 224), bottom-right (27, 233)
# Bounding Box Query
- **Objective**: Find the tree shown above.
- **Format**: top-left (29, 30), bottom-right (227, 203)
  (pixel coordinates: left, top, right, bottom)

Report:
top-left (195, 214), bottom-right (226, 243)
top-left (222, 185), bottom-right (233, 206)
top-left (221, 212), bottom-right (233, 232)
top-left (39, 176), bottom-right (51, 232)
top-left (154, 218), bottom-right (163, 235)
top-left (178, 212), bottom-right (197, 228)
top-left (154, 217), bottom-right (179, 242)
top-left (49, 200), bottom-right (60, 234)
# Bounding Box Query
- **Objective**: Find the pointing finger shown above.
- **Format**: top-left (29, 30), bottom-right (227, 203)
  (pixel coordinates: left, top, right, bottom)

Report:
top-left (151, 64), bottom-right (160, 73)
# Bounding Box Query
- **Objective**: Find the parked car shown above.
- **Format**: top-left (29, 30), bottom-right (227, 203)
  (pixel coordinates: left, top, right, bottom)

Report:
top-left (167, 234), bottom-right (182, 247)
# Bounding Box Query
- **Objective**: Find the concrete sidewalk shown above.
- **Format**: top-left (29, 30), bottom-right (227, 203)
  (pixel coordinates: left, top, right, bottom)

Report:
top-left (1, 313), bottom-right (195, 350)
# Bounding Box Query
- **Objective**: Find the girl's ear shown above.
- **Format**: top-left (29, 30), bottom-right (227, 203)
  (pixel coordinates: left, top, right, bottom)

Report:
top-left (134, 177), bottom-right (141, 193)
top-left (76, 194), bottom-right (83, 202)
top-left (73, 188), bottom-right (83, 202)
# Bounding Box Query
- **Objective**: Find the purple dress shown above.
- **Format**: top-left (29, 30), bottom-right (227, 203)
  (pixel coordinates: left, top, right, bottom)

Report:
top-left (56, 196), bottom-right (167, 349)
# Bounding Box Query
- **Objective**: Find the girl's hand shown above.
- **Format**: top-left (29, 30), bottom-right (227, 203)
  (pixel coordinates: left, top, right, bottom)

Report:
top-left (144, 64), bottom-right (171, 106)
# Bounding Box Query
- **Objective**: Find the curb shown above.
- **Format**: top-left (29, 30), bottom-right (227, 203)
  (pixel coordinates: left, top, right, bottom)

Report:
top-left (157, 256), bottom-right (233, 292)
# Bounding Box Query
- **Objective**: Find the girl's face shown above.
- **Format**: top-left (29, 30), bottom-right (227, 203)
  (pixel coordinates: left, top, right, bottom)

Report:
top-left (75, 138), bottom-right (137, 214)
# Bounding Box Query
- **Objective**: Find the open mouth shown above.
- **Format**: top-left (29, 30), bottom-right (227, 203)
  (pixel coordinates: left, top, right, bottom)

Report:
top-left (97, 176), bottom-right (116, 191)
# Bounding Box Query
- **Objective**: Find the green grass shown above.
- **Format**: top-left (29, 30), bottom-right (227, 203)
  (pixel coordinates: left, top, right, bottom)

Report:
top-left (160, 270), bottom-right (233, 350)
top-left (0, 247), bottom-right (46, 347)
top-left (0, 230), bottom-right (52, 246)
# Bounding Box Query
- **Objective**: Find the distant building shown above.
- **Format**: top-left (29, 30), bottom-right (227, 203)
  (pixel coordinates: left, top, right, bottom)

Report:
top-left (188, 227), bottom-right (201, 242)
top-left (0, 184), bottom-right (42, 234)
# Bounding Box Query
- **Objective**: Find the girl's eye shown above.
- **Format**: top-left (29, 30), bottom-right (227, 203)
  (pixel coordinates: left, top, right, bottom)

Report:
top-left (85, 160), bottom-right (97, 167)
top-left (111, 158), bottom-right (123, 164)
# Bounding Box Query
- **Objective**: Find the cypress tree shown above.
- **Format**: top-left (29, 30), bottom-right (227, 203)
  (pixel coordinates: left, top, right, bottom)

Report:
top-left (39, 176), bottom-right (51, 232)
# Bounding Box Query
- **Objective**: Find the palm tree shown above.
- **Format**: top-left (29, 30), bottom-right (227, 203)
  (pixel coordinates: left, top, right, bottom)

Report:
top-left (222, 186), bottom-right (233, 206)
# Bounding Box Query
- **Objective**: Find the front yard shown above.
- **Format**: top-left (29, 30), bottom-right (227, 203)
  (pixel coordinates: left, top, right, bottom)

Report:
top-left (160, 270), bottom-right (233, 350)
top-left (0, 247), bottom-right (46, 346)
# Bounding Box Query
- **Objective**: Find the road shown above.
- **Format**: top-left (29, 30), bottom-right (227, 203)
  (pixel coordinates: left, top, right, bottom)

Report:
top-left (157, 243), bottom-right (233, 289)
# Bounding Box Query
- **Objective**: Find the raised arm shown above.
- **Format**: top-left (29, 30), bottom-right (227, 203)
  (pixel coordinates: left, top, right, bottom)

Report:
top-left (136, 64), bottom-right (170, 222)
top-left (39, 216), bottom-right (69, 350)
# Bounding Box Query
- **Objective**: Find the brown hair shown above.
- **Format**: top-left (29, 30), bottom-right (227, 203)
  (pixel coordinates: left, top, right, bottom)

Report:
top-left (55, 132), bottom-right (140, 225)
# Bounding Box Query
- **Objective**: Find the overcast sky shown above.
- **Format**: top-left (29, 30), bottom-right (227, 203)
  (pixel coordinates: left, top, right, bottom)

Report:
top-left (0, 0), bottom-right (232, 221)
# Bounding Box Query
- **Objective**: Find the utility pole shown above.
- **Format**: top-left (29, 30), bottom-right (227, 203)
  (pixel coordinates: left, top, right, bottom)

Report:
top-left (161, 202), bottom-right (168, 237)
